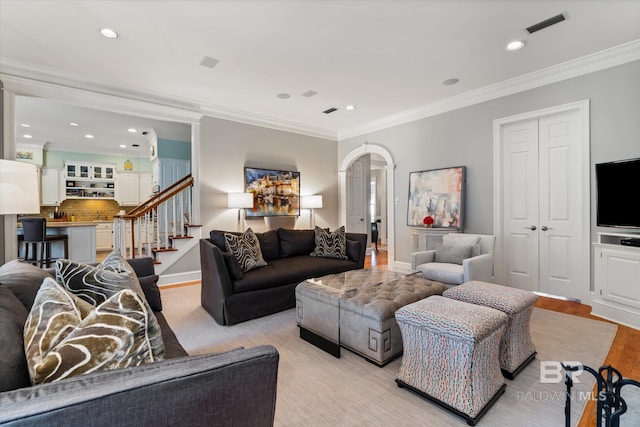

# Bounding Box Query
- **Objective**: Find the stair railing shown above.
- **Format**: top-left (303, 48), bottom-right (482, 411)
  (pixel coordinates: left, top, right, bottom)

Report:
top-left (113, 174), bottom-right (194, 259)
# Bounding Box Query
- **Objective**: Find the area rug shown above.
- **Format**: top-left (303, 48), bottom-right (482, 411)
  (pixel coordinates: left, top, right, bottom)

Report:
top-left (161, 284), bottom-right (618, 427)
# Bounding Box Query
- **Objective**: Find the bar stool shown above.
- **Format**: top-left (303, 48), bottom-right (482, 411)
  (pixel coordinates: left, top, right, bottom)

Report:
top-left (20, 217), bottom-right (69, 268)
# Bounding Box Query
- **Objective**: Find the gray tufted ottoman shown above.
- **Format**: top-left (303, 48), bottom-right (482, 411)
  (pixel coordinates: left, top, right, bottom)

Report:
top-left (295, 270), bottom-right (446, 365)
top-left (443, 281), bottom-right (538, 379)
top-left (339, 275), bottom-right (447, 365)
top-left (395, 296), bottom-right (507, 426)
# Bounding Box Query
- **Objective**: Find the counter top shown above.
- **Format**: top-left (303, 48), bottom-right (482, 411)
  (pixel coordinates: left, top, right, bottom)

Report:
top-left (17, 221), bottom-right (102, 228)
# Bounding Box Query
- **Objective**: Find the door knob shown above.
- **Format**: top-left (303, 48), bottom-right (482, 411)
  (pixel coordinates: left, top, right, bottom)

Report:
top-left (524, 225), bottom-right (537, 231)
top-left (541, 226), bottom-right (552, 231)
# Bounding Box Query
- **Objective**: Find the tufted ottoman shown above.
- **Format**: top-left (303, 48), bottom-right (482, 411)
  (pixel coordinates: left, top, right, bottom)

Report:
top-left (395, 296), bottom-right (507, 426)
top-left (339, 275), bottom-right (447, 365)
top-left (443, 281), bottom-right (538, 379)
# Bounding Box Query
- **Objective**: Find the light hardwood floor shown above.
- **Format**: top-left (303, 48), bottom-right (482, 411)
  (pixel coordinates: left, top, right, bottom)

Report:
top-left (364, 247), bottom-right (640, 427)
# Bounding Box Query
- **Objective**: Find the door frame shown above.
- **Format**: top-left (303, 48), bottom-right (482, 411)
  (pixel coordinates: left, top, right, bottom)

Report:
top-left (493, 100), bottom-right (590, 301)
top-left (340, 144), bottom-right (395, 267)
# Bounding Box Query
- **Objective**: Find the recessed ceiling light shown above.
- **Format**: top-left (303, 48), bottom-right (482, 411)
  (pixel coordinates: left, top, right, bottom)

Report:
top-left (120, 144), bottom-right (127, 148)
top-left (20, 123), bottom-right (31, 128)
top-left (85, 134), bottom-right (94, 139)
top-left (128, 128), bottom-right (137, 133)
top-left (99, 28), bottom-right (118, 39)
top-left (346, 105), bottom-right (356, 111)
top-left (277, 93), bottom-right (291, 99)
top-left (22, 134), bottom-right (33, 139)
top-left (69, 122), bottom-right (79, 126)
top-left (506, 40), bottom-right (526, 51)
top-left (443, 78), bottom-right (459, 86)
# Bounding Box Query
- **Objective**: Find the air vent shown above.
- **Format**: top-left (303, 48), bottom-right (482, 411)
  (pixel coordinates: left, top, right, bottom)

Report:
top-left (323, 107), bottom-right (338, 114)
top-left (132, 144), bottom-right (139, 147)
top-left (302, 90), bottom-right (318, 98)
top-left (199, 56), bottom-right (219, 69)
top-left (526, 13), bottom-right (566, 34)
top-left (142, 131), bottom-right (149, 135)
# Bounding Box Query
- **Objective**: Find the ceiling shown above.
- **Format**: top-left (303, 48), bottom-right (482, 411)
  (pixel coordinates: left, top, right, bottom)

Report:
top-left (1, 1), bottom-right (640, 145)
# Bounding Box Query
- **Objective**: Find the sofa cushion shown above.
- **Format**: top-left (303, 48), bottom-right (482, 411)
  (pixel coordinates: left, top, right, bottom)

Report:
top-left (256, 229), bottom-right (280, 261)
top-left (434, 243), bottom-right (472, 265)
top-left (224, 228), bottom-right (268, 273)
top-left (233, 256), bottom-right (357, 293)
top-left (346, 239), bottom-right (361, 262)
top-left (56, 254), bottom-right (165, 361)
top-left (222, 251), bottom-right (244, 281)
top-left (443, 234), bottom-right (482, 257)
top-left (278, 228), bottom-right (316, 257)
top-left (0, 286), bottom-right (31, 392)
top-left (0, 259), bottom-right (53, 310)
top-left (139, 274), bottom-right (162, 312)
top-left (210, 230), bottom-right (237, 251)
top-left (25, 278), bottom-right (156, 385)
top-left (311, 226), bottom-right (347, 260)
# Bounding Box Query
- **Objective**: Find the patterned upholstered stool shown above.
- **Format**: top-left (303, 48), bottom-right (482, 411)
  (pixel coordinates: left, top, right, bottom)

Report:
top-left (395, 296), bottom-right (507, 426)
top-left (443, 281), bottom-right (538, 379)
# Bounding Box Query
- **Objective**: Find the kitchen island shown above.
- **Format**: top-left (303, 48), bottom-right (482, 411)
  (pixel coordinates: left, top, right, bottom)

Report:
top-left (17, 221), bottom-right (98, 264)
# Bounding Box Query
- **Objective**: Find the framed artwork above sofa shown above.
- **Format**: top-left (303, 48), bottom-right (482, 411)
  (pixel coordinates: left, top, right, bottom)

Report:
top-left (244, 167), bottom-right (300, 217)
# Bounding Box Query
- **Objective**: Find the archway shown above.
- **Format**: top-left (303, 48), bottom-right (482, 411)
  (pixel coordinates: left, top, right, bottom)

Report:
top-left (339, 143), bottom-right (395, 267)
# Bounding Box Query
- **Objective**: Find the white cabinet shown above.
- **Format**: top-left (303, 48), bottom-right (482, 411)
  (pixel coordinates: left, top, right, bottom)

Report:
top-left (95, 223), bottom-right (113, 251)
top-left (41, 168), bottom-right (61, 206)
top-left (139, 172), bottom-right (153, 203)
top-left (115, 172), bottom-right (140, 206)
top-left (591, 232), bottom-right (640, 330)
top-left (63, 161), bottom-right (115, 199)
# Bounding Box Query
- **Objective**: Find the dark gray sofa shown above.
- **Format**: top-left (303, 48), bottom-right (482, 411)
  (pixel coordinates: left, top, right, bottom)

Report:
top-left (0, 257), bottom-right (279, 427)
top-left (201, 228), bottom-right (368, 325)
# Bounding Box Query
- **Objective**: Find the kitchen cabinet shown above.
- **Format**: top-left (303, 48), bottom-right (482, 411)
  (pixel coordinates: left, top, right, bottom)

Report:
top-left (139, 172), bottom-right (153, 203)
top-left (115, 172), bottom-right (140, 206)
top-left (63, 161), bottom-right (115, 199)
top-left (591, 232), bottom-right (640, 330)
top-left (95, 223), bottom-right (113, 251)
top-left (41, 167), bottom-right (61, 206)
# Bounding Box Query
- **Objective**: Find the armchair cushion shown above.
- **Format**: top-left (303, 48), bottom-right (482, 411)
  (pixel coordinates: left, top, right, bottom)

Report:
top-left (443, 234), bottom-right (481, 257)
top-left (433, 244), bottom-right (473, 265)
top-left (417, 262), bottom-right (464, 285)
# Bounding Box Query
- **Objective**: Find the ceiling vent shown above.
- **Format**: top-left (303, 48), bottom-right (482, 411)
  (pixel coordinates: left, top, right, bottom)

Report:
top-left (199, 56), bottom-right (219, 69)
top-left (323, 107), bottom-right (338, 114)
top-left (302, 90), bottom-right (318, 98)
top-left (526, 13), bottom-right (566, 34)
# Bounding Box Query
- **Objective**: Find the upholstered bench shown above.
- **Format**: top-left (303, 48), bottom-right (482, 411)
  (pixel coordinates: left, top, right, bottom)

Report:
top-left (443, 281), bottom-right (538, 379)
top-left (395, 296), bottom-right (507, 426)
top-left (339, 275), bottom-right (446, 365)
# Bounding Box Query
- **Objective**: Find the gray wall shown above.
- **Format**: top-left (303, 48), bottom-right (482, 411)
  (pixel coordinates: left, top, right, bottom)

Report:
top-left (0, 80), bottom-right (4, 263)
top-left (198, 116), bottom-right (338, 236)
top-left (339, 60), bottom-right (640, 264)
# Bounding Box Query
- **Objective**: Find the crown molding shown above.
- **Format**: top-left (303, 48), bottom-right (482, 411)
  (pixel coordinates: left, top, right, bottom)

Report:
top-left (43, 141), bottom-right (149, 159)
top-left (0, 59), bottom-right (337, 141)
top-left (337, 39), bottom-right (640, 140)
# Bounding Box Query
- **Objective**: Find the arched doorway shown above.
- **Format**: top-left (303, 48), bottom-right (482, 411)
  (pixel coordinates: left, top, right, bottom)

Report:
top-left (339, 143), bottom-right (395, 267)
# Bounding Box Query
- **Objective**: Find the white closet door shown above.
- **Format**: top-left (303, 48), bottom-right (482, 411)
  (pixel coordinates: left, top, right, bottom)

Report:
top-left (502, 119), bottom-right (540, 292)
top-left (500, 110), bottom-right (586, 301)
top-left (538, 111), bottom-right (585, 300)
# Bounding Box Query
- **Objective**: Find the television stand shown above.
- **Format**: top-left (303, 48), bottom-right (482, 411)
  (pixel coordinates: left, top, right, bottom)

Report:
top-left (591, 232), bottom-right (640, 330)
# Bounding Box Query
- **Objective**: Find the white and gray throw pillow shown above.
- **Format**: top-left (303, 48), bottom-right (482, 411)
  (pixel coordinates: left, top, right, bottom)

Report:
top-left (433, 243), bottom-right (473, 265)
top-left (310, 226), bottom-right (347, 260)
top-left (224, 228), bottom-right (267, 273)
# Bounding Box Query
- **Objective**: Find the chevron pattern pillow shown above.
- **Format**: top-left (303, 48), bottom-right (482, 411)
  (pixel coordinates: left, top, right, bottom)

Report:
top-left (24, 278), bottom-right (155, 385)
top-left (55, 252), bottom-right (164, 361)
top-left (310, 226), bottom-right (348, 260)
top-left (224, 228), bottom-right (267, 273)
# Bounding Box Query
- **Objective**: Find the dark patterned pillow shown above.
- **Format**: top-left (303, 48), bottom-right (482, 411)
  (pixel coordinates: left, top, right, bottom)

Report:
top-left (24, 278), bottom-right (155, 385)
top-left (434, 244), bottom-right (473, 265)
top-left (310, 226), bottom-right (347, 260)
top-left (224, 228), bottom-right (267, 273)
top-left (55, 253), bottom-right (164, 361)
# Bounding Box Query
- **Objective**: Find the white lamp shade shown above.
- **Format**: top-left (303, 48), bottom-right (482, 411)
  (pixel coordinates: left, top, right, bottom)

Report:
top-left (301, 195), bottom-right (323, 209)
top-left (0, 159), bottom-right (40, 214)
top-left (227, 192), bottom-right (254, 209)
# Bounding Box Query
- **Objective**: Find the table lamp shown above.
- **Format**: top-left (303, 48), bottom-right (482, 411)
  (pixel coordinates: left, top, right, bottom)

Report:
top-left (301, 195), bottom-right (323, 228)
top-left (227, 192), bottom-right (253, 231)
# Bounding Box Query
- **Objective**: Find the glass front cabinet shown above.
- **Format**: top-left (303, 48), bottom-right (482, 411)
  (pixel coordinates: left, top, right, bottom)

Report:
top-left (64, 161), bottom-right (116, 199)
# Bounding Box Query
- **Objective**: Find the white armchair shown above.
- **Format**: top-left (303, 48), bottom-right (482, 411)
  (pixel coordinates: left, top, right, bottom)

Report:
top-left (411, 233), bottom-right (495, 285)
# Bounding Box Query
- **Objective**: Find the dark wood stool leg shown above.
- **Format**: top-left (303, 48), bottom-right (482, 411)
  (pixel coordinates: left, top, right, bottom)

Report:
top-left (39, 242), bottom-right (45, 268)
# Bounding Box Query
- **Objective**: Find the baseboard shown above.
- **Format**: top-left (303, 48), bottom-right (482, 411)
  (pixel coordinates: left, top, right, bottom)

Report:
top-left (158, 270), bottom-right (201, 287)
top-left (591, 299), bottom-right (640, 331)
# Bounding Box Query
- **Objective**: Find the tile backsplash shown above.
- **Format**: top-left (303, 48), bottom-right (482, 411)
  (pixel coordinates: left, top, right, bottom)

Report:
top-left (40, 200), bottom-right (123, 221)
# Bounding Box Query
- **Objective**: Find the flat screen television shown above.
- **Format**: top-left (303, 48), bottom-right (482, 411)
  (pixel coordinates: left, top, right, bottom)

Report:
top-left (595, 157), bottom-right (640, 228)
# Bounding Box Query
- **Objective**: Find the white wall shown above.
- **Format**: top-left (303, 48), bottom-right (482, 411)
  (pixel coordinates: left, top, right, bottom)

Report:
top-left (198, 116), bottom-right (338, 235)
top-left (338, 59), bottom-right (640, 265)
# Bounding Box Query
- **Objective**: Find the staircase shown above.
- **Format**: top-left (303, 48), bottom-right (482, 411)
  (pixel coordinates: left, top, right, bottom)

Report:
top-left (112, 174), bottom-right (202, 275)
